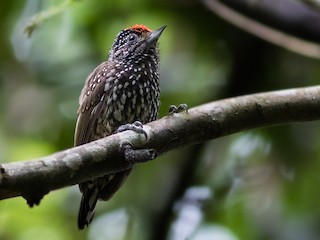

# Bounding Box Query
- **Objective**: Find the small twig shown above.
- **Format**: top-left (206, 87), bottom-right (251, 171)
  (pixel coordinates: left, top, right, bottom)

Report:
top-left (202, 0), bottom-right (320, 59)
top-left (24, 0), bottom-right (75, 37)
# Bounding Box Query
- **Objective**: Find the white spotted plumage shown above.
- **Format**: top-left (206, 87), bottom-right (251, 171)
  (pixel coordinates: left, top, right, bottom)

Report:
top-left (75, 24), bottom-right (165, 229)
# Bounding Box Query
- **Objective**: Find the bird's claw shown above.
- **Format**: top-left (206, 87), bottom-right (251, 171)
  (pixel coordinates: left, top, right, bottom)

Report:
top-left (168, 103), bottom-right (189, 114)
top-left (116, 121), bottom-right (147, 139)
top-left (120, 142), bottom-right (157, 163)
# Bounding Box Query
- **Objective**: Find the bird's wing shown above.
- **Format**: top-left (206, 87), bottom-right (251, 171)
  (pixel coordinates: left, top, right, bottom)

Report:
top-left (74, 62), bottom-right (111, 146)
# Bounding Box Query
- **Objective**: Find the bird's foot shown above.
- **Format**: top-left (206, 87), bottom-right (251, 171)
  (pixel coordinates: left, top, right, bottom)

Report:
top-left (116, 121), bottom-right (147, 139)
top-left (120, 142), bottom-right (157, 163)
top-left (117, 122), bottom-right (156, 163)
top-left (168, 103), bottom-right (189, 114)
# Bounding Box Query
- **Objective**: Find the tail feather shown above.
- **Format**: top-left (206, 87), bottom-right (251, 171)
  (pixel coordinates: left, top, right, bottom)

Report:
top-left (78, 186), bottom-right (99, 230)
top-left (77, 170), bottom-right (132, 229)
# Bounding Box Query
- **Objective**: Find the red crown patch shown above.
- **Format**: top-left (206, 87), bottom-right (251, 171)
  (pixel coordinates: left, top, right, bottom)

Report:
top-left (127, 24), bottom-right (152, 33)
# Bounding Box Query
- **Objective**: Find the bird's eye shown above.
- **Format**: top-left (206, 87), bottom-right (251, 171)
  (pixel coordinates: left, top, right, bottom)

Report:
top-left (127, 34), bottom-right (137, 42)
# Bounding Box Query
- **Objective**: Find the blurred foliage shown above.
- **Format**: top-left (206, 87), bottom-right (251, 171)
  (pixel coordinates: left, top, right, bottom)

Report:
top-left (1, 0), bottom-right (320, 240)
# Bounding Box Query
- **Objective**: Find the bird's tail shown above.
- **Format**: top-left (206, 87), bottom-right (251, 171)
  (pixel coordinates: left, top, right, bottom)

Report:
top-left (77, 170), bottom-right (132, 229)
top-left (78, 185), bottom-right (99, 230)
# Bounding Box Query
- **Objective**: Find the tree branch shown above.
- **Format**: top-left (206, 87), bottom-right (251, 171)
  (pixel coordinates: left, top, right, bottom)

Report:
top-left (1, 86), bottom-right (320, 204)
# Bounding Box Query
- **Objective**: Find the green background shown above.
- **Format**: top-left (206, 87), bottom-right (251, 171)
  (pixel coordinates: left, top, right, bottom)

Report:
top-left (1, 0), bottom-right (320, 239)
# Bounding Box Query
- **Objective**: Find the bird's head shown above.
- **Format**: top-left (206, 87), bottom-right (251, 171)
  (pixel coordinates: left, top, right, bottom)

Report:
top-left (109, 24), bottom-right (166, 62)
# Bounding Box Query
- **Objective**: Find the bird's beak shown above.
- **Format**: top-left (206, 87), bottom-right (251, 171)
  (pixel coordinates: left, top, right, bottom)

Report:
top-left (146, 26), bottom-right (166, 46)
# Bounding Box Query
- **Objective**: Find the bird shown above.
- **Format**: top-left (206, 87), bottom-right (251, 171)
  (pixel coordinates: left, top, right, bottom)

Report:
top-left (74, 24), bottom-right (166, 229)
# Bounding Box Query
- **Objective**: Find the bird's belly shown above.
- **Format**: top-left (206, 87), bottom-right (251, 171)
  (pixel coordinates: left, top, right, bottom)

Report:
top-left (96, 88), bottom-right (159, 137)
